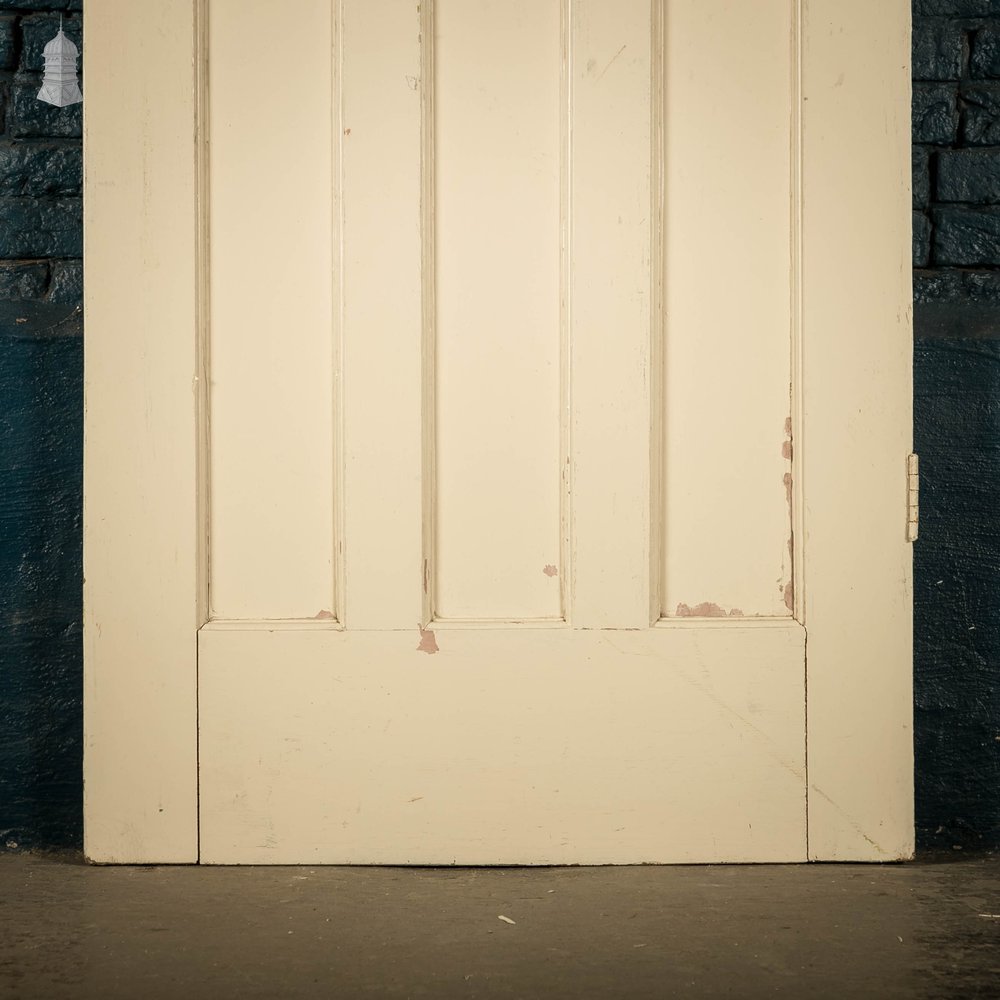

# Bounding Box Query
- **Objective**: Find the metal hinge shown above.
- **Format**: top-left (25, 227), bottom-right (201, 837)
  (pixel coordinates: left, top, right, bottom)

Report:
top-left (906, 454), bottom-right (919, 543)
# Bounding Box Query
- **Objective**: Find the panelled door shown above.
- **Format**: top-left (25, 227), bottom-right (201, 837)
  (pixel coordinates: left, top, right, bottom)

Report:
top-left (83, 0), bottom-right (914, 864)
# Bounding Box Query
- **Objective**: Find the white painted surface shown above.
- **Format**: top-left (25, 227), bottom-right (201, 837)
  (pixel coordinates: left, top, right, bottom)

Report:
top-left (659, 0), bottom-right (794, 619)
top-left (199, 623), bottom-right (806, 864)
top-left (434, 0), bottom-right (563, 621)
top-left (801, 0), bottom-right (914, 860)
top-left (84, 0), bottom-right (913, 864)
top-left (83, 0), bottom-right (201, 862)
top-left (569, 0), bottom-right (654, 629)
top-left (208, 0), bottom-right (336, 620)
top-left (341, 0), bottom-right (424, 630)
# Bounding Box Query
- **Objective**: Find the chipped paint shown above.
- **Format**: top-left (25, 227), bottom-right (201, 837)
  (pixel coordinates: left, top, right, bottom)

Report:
top-left (417, 626), bottom-right (438, 654)
top-left (312, 609), bottom-right (335, 620)
top-left (543, 564), bottom-right (558, 577)
top-left (782, 417), bottom-right (795, 612)
top-left (676, 602), bottom-right (745, 618)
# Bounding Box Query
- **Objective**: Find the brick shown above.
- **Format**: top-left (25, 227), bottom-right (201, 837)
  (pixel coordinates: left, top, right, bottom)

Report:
top-left (932, 206), bottom-right (1000, 264)
top-left (47, 259), bottom-right (80, 305)
top-left (0, 261), bottom-right (47, 300)
top-left (0, 143), bottom-right (81, 197)
top-left (937, 148), bottom-right (1000, 202)
top-left (0, 1), bottom-right (81, 10)
top-left (913, 269), bottom-right (965, 303)
top-left (914, 146), bottom-right (932, 209)
top-left (7, 75), bottom-right (81, 139)
top-left (914, 212), bottom-right (933, 267)
top-left (0, 14), bottom-right (16, 71)
top-left (913, 83), bottom-right (960, 144)
top-left (961, 270), bottom-right (1000, 300)
top-left (0, 197), bottom-right (81, 258)
top-left (914, 0), bottom-right (1000, 13)
top-left (19, 12), bottom-right (81, 73)
top-left (913, 20), bottom-right (965, 80)
top-left (962, 83), bottom-right (1000, 143)
top-left (971, 23), bottom-right (1000, 77)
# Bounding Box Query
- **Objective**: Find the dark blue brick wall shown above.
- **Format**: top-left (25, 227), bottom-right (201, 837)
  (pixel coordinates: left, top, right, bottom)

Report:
top-left (913, 1), bottom-right (1000, 850)
top-left (0, 0), bottom-right (82, 852)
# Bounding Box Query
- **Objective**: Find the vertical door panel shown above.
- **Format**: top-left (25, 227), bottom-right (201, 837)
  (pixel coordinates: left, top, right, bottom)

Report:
top-left (568, 0), bottom-right (653, 628)
top-left (208, 0), bottom-right (336, 620)
top-left (433, 0), bottom-right (564, 621)
top-left (659, 0), bottom-right (794, 619)
top-left (340, 0), bottom-right (424, 629)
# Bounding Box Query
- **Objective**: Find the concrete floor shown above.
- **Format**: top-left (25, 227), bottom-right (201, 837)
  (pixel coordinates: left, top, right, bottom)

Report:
top-left (1, 853), bottom-right (998, 999)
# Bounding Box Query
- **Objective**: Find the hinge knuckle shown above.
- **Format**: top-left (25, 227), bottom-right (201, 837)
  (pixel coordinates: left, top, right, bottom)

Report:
top-left (907, 453), bottom-right (919, 543)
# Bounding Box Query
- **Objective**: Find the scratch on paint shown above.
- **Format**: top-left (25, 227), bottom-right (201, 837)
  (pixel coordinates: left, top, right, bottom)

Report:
top-left (809, 783), bottom-right (891, 857)
top-left (596, 44), bottom-right (627, 80)
top-left (676, 602), bottom-right (744, 618)
top-left (417, 626), bottom-right (438, 654)
top-left (543, 564), bottom-right (558, 577)
top-left (600, 634), bottom-right (805, 783)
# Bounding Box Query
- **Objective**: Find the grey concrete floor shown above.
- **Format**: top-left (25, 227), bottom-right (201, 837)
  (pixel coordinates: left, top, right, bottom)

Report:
top-left (1, 853), bottom-right (998, 999)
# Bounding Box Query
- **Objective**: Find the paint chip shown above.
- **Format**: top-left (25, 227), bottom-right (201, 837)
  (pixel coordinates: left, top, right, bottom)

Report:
top-left (676, 602), bottom-right (727, 618)
top-left (498, 915), bottom-right (516, 925)
top-left (784, 582), bottom-right (794, 612)
top-left (313, 609), bottom-right (335, 620)
top-left (543, 564), bottom-right (558, 577)
top-left (417, 626), bottom-right (438, 654)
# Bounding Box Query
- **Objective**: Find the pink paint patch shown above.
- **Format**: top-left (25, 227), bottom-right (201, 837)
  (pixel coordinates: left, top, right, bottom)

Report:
top-left (417, 627), bottom-right (439, 654)
top-left (782, 440), bottom-right (793, 460)
top-left (313, 609), bottom-right (335, 620)
top-left (784, 582), bottom-right (794, 611)
top-left (784, 416), bottom-right (793, 436)
top-left (783, 472), bottom-right (793, 507)
top-left (676, 602), bottom-right (728, 618)
top-left (543, 564), bottom-right (558, 577)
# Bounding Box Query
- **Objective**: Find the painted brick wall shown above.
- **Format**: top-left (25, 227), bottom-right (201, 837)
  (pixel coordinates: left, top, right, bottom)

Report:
top-left (0, 2), bottom-right (996, 853)
top-left (0, 0), bottom-right (82, 851)
top-left (912, 0), bottom-right (1000, 850)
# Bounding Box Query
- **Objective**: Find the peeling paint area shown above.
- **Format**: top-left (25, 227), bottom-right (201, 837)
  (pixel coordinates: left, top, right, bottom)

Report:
top-left (542, 564), bottom-right (558, 578)
top-left (417, 627), bottom-right (438, 654)
top-left (312, 609), bottom-right (335, 621)
top-left (676, 602), bottom-right (745, 618)
top-left (780, 416), bottom-right (794, 613)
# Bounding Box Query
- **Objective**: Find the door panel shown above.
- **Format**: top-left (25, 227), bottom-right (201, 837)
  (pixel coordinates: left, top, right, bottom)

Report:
top-left (435, 0), bottom-right (564, 621)
top-left (660, 0), bottom-right (795, 619)
top-left (208, 0), bottom-right (337, 620)
top-left (199, 623), bottom-right (806, 864)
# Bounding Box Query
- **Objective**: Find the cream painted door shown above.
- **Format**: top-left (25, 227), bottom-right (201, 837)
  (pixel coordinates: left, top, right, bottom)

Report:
top-left (83, 0), bottom-right (914, 864)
